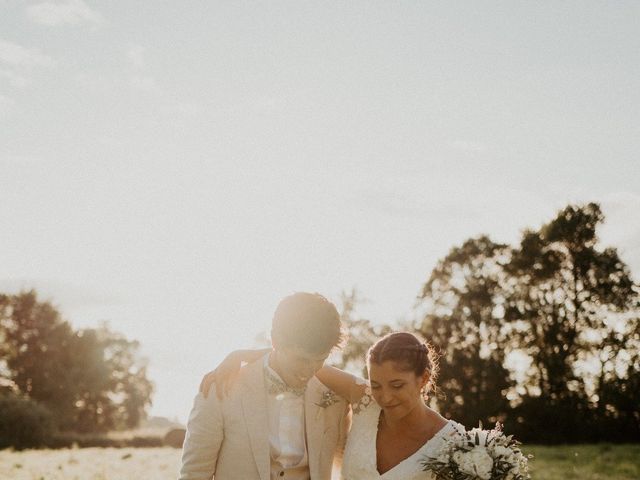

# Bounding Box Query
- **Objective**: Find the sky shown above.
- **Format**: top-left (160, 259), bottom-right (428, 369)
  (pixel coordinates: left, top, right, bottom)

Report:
top-left (1, 1), bottom-right (639, 423)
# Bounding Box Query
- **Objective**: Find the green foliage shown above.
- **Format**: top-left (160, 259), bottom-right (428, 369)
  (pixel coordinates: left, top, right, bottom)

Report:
top-left (505, 204), bottom-right (637, 398)
top-left (415, 203), bottom-right (640, 443)
top-left (334, 289), bottom-right (392, 378)
top-left (0, 291), bottom-right (78, 428)
top-left (0, 393), bottom-right (56, 449)
top-left (504, 204), bottom-right (639, 442)
top-left (416, 236), bottom-right (515, 428)
top-left (0, 291), bottom-right (154, 437)
top-left (336, 204), bottom-right (638, 443)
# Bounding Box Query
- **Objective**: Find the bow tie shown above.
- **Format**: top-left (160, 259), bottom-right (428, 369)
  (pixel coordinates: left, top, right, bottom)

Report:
top-left (264, 366), bottom-right (307, 397)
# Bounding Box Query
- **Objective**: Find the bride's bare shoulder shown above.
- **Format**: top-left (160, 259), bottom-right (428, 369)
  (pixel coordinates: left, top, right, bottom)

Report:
top-left (424, 408), bottom-right (450, 430)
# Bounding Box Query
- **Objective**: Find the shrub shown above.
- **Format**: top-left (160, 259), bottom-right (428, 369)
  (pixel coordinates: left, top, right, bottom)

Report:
top-left (127, 435), bottom-right (164, 448)
top-left (44, 433), bottom-right (165, 449)
top-left (47, 433), bottom-right (124, 448)
top-left (0, 393), bottom-right (56, 449)
top-left (163, 428), bottom-right (186, 448)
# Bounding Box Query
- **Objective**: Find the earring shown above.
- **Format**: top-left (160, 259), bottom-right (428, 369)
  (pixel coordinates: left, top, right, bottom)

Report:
top-left (421, 384), bottom-right (430, 402)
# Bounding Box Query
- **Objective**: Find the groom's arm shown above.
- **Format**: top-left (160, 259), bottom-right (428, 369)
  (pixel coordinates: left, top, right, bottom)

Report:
top-left (179, 387), bottom-right (224, 480)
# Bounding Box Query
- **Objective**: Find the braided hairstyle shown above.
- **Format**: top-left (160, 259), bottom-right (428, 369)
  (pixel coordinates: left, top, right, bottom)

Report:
top-left (367, 332), bottom-right (439, 394)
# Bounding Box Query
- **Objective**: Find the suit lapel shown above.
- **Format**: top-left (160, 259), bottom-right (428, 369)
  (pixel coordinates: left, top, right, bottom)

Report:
top-left (305, 377), bottom-right (325, 478)
top-left (240, 359), bottom-right (271, 480)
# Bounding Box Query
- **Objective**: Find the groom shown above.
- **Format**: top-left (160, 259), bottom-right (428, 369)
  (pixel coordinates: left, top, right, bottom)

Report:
top-left (179, 292), bottom-right (350, 480)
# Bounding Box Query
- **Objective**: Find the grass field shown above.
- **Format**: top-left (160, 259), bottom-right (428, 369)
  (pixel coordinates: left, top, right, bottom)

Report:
top-left (0, 447), bottom-right (181, 480)
top-left (0, 444), bottom-right (638, 479)
top-left (523, 444), bottom-right (640, 480)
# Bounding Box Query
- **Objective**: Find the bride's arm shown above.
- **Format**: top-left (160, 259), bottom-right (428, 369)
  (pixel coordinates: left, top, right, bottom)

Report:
top-left (315, 366), bottom-right (367, 404)
top-left (200, 348), bottom-right (369, 404)
top-left (200, 348), bottom-right (271, 399)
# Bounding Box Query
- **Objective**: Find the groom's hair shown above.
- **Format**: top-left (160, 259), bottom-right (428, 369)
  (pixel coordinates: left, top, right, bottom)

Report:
top-left (271, 292), bottom-right (346, 354)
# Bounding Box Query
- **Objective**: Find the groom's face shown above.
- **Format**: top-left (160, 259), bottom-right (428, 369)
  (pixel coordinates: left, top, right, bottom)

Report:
top-left (273, 345), bottom-right (331, 388)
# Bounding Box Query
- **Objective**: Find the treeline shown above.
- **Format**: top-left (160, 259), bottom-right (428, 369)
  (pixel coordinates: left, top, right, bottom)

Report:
top-left (2, 202), bottom-right (637, 447)
top-left (339, 203), bottom-right (640, 443)
top-left (0, 292), bottom-right (153, 449)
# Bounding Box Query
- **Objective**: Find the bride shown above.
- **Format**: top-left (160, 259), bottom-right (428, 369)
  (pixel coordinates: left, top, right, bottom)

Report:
top-left (201, 332), bottom-right (464, 479)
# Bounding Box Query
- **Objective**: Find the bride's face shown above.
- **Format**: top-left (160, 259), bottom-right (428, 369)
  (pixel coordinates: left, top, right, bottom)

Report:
top-left (368, 360), bottom-right (428, 421)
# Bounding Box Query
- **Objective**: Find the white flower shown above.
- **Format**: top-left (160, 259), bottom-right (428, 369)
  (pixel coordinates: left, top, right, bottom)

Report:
top-left (456, 452), bottom-right (475, 476)
top-left (457, 447), bottom-right (493, 480)
top-left (494, 445), bottom-right (516, 463)
top-left (424, 426), bottom-right (529, 480)
top-left (469, 428), bottom-right (489, 444)
top-left (493, 445), bottom-right (509, 456)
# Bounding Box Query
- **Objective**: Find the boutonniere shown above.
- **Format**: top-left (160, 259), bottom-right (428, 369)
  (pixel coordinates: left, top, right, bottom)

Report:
top-left (315, 390), bottom-right (340, 409)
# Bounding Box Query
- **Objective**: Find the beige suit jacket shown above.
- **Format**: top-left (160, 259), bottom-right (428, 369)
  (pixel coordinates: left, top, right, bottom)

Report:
top-left (179, 356), bottom-right (349, 480)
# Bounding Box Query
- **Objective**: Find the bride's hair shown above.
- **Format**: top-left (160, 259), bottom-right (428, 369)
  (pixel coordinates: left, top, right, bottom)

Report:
top-left (367, 332), bottom-right (439, 393)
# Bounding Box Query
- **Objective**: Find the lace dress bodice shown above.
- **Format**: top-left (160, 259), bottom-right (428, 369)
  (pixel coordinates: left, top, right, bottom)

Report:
top-left (341, 392), bottom-right (463, 480)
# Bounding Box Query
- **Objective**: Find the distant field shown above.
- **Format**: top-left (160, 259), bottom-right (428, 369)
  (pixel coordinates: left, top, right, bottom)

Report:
top-left (0, 444), bottom-right (638, 479)
top-left (523, 444), bottom-right (640, 480)
top-left (0, 447), bottom-right (181, 480)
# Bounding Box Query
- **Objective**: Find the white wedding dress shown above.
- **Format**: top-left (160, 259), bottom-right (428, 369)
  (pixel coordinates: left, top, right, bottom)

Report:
top-left (341, 392), bottom-right (463, 480)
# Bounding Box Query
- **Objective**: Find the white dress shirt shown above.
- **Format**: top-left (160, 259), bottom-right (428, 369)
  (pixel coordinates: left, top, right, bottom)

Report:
top-left (264, 356), bottom-right (309, 478)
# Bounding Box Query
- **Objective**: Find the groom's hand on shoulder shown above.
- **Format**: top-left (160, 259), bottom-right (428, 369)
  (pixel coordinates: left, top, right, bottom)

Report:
top-left (200, 350), bottom-right (248, 399)
top-left (199, 366), bottom-right (240, 400)
top-left (199, 369), bottom-right (220, 399)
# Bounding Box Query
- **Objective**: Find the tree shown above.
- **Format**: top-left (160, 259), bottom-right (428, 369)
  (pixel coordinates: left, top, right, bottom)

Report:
top-left (503, 203), bottom-right (640, 441)
top-left (414, 204), bottom-right (640, 442)
top-left (0, 291), bottom-right (78, 428)
top-left (334, 289), bottom-right (392, 378)
top-left (0, 290), bottom-right (154, 433)
top-left (97, 324), bottom-right (154, 430)
top-left (596, 333), bottom-right (640, 439)
top-left (38, 323), bottom-right (153, 433)
top-left (415, 236), bottom-right (515, 428)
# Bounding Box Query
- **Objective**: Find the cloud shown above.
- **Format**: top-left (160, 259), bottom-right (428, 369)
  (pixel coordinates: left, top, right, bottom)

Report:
top-left (0, 68), bottom-right (30, 88)
top-left (0, 40), bottom-right (54, 110)
top-left (0, 153), bottom-right (39, 167)
top-left (174, 102), bottom-right (203, 116)
top-left (357, 187), bottom-right (482, 221)
top-left (0, 39), bottom-right (55, 68)
top-left (126, 44), bottom-right (146, 69)
top-left (0, 93), bottom-right (15, 112)
top-left (124, 45), bottom-right (163, 95)
top-left (599, 191), bottom-right (640, 213)
top-left (355, 173), bottom-right (550, 225)
top-left (449, 139), bottom-right (488, 153)
top-left (26, 0), bottom-right (103, 27)
top-left (0, 277), bottom-right (122, 311)
top-left (130, 74), bottom-right (162, 95)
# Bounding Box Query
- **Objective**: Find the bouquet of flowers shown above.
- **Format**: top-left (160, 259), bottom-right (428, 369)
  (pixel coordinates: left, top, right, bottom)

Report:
top-left (422, 423), bottom-right (530, 480)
